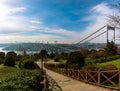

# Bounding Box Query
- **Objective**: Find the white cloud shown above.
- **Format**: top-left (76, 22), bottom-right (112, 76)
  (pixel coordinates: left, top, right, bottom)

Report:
top-left (0, 1), bottom-right (29, 32)
top-left (78, 2), bottom-right (120, 43)
top-left (91, 3), bottom-right (112, 15)
top-left (0, 34), bottom-right (76, 44)
top-left (0, 0), bottom-right (79, 43)
top-left (30, 20), bottom-right (43, 24)
top-left (0, 1), bottom-right (118, 44)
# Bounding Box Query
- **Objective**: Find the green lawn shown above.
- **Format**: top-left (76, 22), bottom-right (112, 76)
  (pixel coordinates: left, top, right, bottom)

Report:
top-left (0, 66), bottom-right (19, 78)
top-left (0, 66), bottom-right (42, 91)
top-left (98, 59), bottom-right (120, 69)
top-left (0, 64), bottom-right (4, 69)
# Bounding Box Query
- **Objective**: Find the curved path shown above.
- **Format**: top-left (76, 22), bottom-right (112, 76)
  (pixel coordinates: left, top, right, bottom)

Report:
top-left (37, 62), bottom-right (117, 91)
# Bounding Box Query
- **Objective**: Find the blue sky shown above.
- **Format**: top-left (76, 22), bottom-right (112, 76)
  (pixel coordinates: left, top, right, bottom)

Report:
top-left (0, 0), bottom-right (119, 43)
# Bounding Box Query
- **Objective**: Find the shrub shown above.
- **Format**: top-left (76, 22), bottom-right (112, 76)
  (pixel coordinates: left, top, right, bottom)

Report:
top-left (0, 58), bottom-right (4, 64)
top-left (66, 52), bottom-right (85, 69)
top-left (85, 58), bottom-right (96, 66)
top-left (34, 63), bottom-right (40, 69)
top-left (104, 64), bottom-right (117, 71)
top-left (54, 57), bottom-right (59, 62)
top-left (95, 55), bottom-right (120, 63)
top-left (19, 58), bottom-right (38, 69)
top-left (86, 66), bottom-right (99, 71)
top-left (0, 52), bottom-right (5, 60)
top-left (103, 64), bottom-right (118, 81)
top-left (104, 41), bottom-right (117, 56)
top-left (0, 70), bottom-right (42, 91)
top-left (46, 63), bottom-right (55, 68)
top-left (44, 63), bottom-right (55, 70)
top-left (4, 57), bottom-right (15, 67)
top-left (56, 63), bottom-right (65, 68)
top-left (23, 59), bottom-right (34, 69)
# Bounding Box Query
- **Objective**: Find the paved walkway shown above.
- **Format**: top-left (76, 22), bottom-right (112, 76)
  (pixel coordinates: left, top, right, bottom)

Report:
top-left (37, 62), bottom-right (117, 91)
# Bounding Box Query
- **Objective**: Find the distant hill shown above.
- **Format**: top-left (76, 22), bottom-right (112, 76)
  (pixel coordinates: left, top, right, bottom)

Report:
top-left (1, 42), bottom-right (107, 53)
top-left (2, 43), bottom-right (79, 53)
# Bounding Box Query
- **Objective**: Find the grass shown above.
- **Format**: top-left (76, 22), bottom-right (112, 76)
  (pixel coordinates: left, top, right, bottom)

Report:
top-left (0, 66), bottom-right (42, 91)
top-left (0, 64), bottom-right (4, 69)
top-left (0, 66), bottom-right (19, 79)
top-left (97, 58), bottom-right (120, 69)
top-left (59, 59), bottom-right (67, 63)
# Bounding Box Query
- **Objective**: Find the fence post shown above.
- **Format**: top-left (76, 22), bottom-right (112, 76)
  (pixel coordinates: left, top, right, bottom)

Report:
top-left (78, 70), bottom-right (80, 80)
top-left (119, 70), bottom-right (120, 89)
top-left (97, 70), bottom-right (100, 86)
top-left (85, 70), bottom-right (88, 82)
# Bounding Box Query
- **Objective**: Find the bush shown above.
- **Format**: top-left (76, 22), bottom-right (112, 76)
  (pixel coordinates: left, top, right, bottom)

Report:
top-left (104, 41), bottom-right (117, 56)
top-left (56, 63), bottom-right (65, 68)
top-left (95, 55), bottom-right (120, 63)
top-left (54, 57), bottom-right (59, 62)
top-left (104, 64), bottom-right (117, 71)
top-left (44, 63), bottom-right (56, 70)
top-left (0, 70), bottom-right (42, 91)
top-left (23, 59), bottom-right (34, 69)
top-left (46, 63), bottom-right (55, 68)
top-left (4, 57), bottom-right (15, 67)
top-left (34, 63), bottom-right (40, 69)
top-left (0, 58), bottom-right (4, 64)
top-left (19, 58), bottom-right (38, 69)
top-left (85, 58), bottom-right (96, 66)
top-left (66, 52), bottom-right (85, 69)
top-left (86, 66), bottom-right (99, 71)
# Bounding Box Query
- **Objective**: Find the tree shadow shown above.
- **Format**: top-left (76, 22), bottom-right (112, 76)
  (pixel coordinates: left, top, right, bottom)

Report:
top-left (46, 74), bottom-right (63, 91)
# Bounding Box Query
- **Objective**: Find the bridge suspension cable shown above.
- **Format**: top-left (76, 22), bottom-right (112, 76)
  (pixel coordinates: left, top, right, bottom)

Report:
top-left (84, 31), bottom-right (107, 43)
top-left (50, 25), bottom-right (108, 52)
top-left (76, 25), bottom-right (106, 44)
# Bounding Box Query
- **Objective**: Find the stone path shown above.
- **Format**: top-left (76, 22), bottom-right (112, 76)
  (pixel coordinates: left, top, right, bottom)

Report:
top-left (37, 62), bottom-right (118, 91)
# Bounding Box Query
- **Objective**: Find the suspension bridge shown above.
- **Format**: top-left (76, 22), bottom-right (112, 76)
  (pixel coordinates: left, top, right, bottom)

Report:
top-left (45, 24), bottom-right (120, 52)
top-left (15, 24), bottom-right (120, 54)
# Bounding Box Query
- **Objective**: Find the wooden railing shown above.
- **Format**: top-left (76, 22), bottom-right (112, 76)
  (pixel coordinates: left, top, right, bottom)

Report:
top-left (45, 65), bottom-right (120, 90)
top-left (40, 70), bottom-right (47, 91)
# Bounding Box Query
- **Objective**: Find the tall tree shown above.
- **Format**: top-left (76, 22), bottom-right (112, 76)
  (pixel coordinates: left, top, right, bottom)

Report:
top-left (0, 52), bottom-right (5, 64)
top-left (40, 50), bottom-right (47, 60)
top-left (40, 50), bottom-right (47, 70)
top-left (104, 41), bottom-right (117, 56)
top-left (66, 52), bottom-right (85, 69)
top-left (108, 2), bottom-right (120, 27)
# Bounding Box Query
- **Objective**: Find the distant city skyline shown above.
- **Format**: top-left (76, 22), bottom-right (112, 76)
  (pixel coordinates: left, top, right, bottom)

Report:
top-left (0, 0), bottom-right (119, 43)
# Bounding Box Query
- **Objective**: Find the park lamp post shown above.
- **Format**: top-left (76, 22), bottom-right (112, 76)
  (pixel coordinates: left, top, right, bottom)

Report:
top-left (41, 57), bottom-right (44, 72)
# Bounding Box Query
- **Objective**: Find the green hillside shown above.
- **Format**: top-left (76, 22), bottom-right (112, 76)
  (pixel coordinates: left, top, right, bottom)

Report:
top-left (98, 59), bottom-right (120, 69)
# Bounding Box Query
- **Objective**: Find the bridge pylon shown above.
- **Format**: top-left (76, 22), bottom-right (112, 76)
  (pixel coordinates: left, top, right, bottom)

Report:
top-left (107, 25), bottom-right (115, 43)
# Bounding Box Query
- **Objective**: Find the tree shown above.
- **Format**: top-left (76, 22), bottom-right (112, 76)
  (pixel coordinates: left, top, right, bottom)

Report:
top-left (60, 52), bottom-right (68, 60)
top-left (21, 59), bottom-right (35, 69)
top-left (49, 51), bottom-right (54, 58)
top-left (40, 50), bottom-right (47, 60)
top-left (66, 52), bottom-right (85, 69)
top-left (79, 48), bottom-right (89, 57)
top-left (33, 53), bottom-right (40, 60)
top-left (40, 50), bottom-right (47, 70)
top-left (96, 49), bottom-right (106, 57)
top-left (107, 2), bottom-right (120, 26)
top-left (104, 41), bottom-right (117, 56)
top-left (0, 52), bottom-right (5, 59)
top-left (0, 52), bottom-right (5, 64)
top-left (4, 57), bottom-right (15, 67)
top-left (88, 49), bottom-right (98, 58)
top-left (117, 47), bottom-right (120, 55)
top-left (6, 51), bottom-right (17, 58)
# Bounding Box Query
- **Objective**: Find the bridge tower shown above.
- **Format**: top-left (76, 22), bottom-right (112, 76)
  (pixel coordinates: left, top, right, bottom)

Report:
top-left (107, 25), bottom-right (115, 43)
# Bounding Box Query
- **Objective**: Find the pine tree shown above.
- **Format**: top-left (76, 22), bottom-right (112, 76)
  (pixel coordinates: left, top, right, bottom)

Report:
top-left (104, 41), bottom-right (117, 56)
